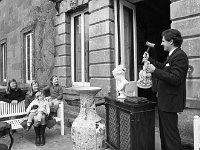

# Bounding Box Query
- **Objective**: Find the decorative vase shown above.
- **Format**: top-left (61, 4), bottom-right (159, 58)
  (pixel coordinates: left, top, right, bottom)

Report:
top-left (137, 61), bottom-right (152, 89)
top-left (71, 87), bottom-right (106, 150)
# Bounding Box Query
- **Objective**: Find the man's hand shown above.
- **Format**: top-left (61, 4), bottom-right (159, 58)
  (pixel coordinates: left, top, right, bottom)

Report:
top-left (11, 100), bottom-right (18, 104)
top-left (147, 64), bottom-right (156, 73)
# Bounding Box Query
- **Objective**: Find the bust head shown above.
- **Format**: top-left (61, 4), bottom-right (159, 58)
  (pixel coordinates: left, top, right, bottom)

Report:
top-left (112, 65), bottom-right (129, 98)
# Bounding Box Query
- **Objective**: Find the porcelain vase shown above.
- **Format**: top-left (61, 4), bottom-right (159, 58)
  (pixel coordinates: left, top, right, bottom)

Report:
top-left (71, 87), bottom-right (106, 150)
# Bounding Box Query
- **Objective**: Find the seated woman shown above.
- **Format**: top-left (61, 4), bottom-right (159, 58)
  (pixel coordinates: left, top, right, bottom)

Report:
top-left (43, 75), bottom-right (63, 117)
top-left (0, 78), bottom-right (25, 103)
top-left (25, 81), bottom-right (47, 146)
top-left (0, 79), bottom-right (26, 130)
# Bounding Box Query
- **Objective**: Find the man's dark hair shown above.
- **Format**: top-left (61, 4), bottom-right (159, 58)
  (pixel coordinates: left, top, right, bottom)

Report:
top-left (162, 29), bottom-right (183, 47)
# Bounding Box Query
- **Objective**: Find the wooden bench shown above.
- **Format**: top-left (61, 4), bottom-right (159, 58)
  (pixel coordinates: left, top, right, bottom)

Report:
top-left (0, 100), bottom-right (65, 135)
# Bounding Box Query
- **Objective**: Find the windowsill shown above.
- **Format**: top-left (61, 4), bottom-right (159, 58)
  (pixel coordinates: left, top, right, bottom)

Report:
top-left (0, 85), bottom-right (6, 92)
top-left (0, 81), bottom-right (7, 86)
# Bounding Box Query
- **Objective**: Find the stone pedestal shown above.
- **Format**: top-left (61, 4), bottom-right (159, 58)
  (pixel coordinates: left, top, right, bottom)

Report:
top-left (71, 87), bottom-right (106, 150)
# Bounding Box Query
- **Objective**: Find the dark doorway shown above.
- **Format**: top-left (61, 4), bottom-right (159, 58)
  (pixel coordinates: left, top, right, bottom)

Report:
top-left (135, 0), bottom-right (171, 100)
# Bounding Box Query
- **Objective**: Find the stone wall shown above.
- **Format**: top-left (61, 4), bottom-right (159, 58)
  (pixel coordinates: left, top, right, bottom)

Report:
top-left (57, 0), bottom-right (116, 98)
top-left (171, 0), bottom-right (200, 143)
top-left (0, 0), bottom-right (58, 87)
top-left (54, 13), bottom-right (71, 87)
top-left (0, 0), bottom-right (34, 83)
top-left (88, 0), bottom-right (115, 97)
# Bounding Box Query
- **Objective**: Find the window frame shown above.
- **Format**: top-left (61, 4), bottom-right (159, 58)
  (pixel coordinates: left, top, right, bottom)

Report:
top-left (0, 39), bottom-right (7, 83)
top-left (24, 32), bottom-right (33, 84)
top-left (21, 25), bottom-right (35, 84)
top-left (119, 0), bottom-right (137, 82)
top-left (71, 9), bottom-right (90, 87)
top-left (114, 0), bottom-right (138, 96)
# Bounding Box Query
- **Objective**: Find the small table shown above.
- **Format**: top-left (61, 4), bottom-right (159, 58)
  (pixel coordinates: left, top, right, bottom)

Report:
top-left (0, 122), bottom-right (13, 150)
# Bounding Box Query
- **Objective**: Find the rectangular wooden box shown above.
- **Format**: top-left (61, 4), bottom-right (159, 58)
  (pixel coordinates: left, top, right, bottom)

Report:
top-left (105, 96), bottom-right (156, 150)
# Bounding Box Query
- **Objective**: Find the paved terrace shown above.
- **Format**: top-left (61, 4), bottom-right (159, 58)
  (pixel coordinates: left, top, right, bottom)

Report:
top-left (0, 124), bottom-right (163, 150)
top-left (0, 102), bottom-right (193, 150)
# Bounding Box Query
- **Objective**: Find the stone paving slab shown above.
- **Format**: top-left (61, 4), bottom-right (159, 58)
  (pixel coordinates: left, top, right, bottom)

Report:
top-left (0, 125), bottom-right (161, 150)
top-left (0, 124), bottom-right (73, 150)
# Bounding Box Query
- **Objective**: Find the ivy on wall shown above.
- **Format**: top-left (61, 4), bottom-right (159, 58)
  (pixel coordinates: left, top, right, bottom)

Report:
top-left (29, 0), bottom-right (57, 85)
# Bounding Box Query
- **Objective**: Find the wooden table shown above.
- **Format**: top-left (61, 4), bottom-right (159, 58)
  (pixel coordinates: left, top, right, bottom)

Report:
top-left (0, 122), bottom-right (13, 150)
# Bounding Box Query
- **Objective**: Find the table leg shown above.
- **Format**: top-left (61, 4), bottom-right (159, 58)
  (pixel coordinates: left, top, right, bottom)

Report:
top-left (8, 132), bottom-right (13, 150)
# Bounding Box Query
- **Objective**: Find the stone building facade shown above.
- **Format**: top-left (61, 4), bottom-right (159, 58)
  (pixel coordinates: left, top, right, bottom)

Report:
top-left (0, 0), bottom-right (200, 144)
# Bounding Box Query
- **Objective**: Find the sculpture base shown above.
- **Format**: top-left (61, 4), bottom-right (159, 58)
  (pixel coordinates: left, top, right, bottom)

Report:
top-left (117, 92), bottom-right (127, 99)
top-left (137, 80), bottom-right (152, 89)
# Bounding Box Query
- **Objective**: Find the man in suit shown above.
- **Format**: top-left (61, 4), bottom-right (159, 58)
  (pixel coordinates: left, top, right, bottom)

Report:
top-left (144, 29), bottom-right (188, 150)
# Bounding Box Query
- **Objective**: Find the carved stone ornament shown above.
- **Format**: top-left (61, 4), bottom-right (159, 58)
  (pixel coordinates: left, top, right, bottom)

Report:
top-left (70, 0), bottom-right (78, 10)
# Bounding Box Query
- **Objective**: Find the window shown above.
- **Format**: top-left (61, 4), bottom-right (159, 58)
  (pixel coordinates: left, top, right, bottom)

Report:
top-left (24, 32), bottom-right (33, 83)
top-left (119, 0), bottom-right (137, 81)
top-left (114, 0), bottom-right (138, 95)
top-left (71, 10), bottom-right (89, 86)
top-left (0, 41), bottom-right (7, 82)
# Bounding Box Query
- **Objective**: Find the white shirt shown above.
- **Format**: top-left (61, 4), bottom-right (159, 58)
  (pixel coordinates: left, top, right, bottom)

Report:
top-left (168, 47), bottom-right (178, 56)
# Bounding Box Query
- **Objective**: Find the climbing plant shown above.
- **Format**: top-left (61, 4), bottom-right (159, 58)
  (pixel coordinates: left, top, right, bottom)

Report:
top-left (29, 0), bottom-right (57, 85)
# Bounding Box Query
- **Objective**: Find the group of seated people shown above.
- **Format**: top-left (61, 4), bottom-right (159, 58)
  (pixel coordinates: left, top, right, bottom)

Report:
top-left (0, 75), bottom-right (63, 146)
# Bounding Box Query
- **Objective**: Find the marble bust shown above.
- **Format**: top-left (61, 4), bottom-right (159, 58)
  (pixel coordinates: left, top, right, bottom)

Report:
top-left (112, 65), bottom-right (129, 99)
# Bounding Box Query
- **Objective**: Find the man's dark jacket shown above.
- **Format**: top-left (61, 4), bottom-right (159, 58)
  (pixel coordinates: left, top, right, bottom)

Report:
top-left (149, 48), bottom-right (188, 112)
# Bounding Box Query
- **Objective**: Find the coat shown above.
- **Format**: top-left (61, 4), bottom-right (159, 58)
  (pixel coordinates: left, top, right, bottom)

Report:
top-left (26, 98), bottom-right (50, 115)
top-left (0, 88), bottom-right (25, 103)
top-left (149, 48), bottom-right (188, 112)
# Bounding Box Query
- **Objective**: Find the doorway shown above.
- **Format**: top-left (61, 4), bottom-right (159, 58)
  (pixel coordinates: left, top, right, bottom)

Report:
top-left (115, 0), bottom-right (170, 98)
top-left (135, 0), bottom-right (171, 100)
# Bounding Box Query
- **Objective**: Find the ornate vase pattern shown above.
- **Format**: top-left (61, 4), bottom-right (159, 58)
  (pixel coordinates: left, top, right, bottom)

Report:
top-left (137, 61), bottom-right (152, 89)
top-left (71, 87), bottom-right (106, 150)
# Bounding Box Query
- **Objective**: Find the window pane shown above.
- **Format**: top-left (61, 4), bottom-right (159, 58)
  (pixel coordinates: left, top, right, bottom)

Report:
top-left (124, 6), bottom-right (134, 81)
top-left (74, 15), bottom-right (82, 82)
top-left (84, 13), bottom-right (89, 82)
top-left (2, 43), bottom-right (7, 80)
top-left (27, 35), bottom-right (31, 80)
top-left (25, 33), bottom-right (32, 82)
